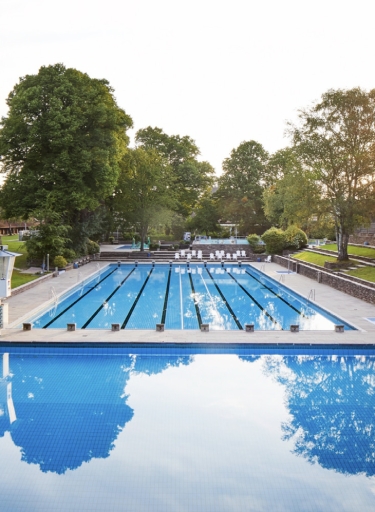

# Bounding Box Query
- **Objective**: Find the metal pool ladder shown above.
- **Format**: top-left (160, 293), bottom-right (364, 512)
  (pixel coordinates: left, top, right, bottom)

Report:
top-left (307, 289), bottom-right (315, 302)
top-left (49, 286), bottom-right (58, 305)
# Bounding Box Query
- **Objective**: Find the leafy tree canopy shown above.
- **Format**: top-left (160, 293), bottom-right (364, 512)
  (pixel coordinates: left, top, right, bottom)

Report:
top-left (215, 140), bottom-right (271, 234)
top-left (135, 126), bottom-right (215, 216)
top-left (186, 192), bottom-right (220, 235)
top-left (289, 88), bottom-right (375, 260)
top-left (114, 147), bottom-right (176, 250)
top-left (263, 148), bottom-right (325, 232)
top-left (0, 63), bottom-right (133, 221)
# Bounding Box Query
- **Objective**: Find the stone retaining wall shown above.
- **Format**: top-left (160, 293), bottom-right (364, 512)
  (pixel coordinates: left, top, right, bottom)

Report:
top-left (274, 255), bottom-right (375, 304)
top-left (349, 234), bottom-right (375, 244)
top-left (305, 248), bottom-right (375, 265)
top-left (11, 272), bottom-right (54, 296)
top-left (336, 272), bottom-right (375, 289)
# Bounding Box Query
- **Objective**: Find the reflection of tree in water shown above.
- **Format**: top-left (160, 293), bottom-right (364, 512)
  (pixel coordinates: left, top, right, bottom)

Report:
top-left (238, 356), bottom-right (261, 365)
top-left (132, 355), bottom-right (193, 375)
top-left (266, 355), bottom-right (375, 476)
top-left (0, 353), bottom-right (191, 474)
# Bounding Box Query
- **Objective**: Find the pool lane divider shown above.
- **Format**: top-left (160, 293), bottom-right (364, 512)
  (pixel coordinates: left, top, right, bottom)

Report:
top-left (205, 268), bottom-right (243, 330)
top-left (81, 268), bottom-right (135, 329)
top-left (161, 268), bottom-right (172, 324)
top-left (121, 268), bottom-right (154, 329)
top-left (42, 267), bottom-right (119, 328)
top-left (227, 270), bottom-right (281, 328)
top-left (244, 270), bottom-right (306, 317)
top-left (188, 271), bottom-right (203, 328)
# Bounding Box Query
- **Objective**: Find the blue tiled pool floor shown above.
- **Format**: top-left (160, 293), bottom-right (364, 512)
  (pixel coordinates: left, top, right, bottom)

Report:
top-left (27, 263), bottom-right (354, 331)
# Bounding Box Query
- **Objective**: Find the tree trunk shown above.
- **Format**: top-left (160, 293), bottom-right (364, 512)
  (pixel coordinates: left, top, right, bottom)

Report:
top-left (139, 223), bottom-right (148, 252)
top-left (337, 226), bottom-right (349, 261)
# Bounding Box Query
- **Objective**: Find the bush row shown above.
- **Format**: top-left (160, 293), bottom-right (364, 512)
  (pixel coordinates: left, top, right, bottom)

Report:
top-left (247, 226), bottom-right (308, 254)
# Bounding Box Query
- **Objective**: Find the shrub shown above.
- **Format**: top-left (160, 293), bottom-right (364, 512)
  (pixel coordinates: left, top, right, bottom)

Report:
top-left (62, 248), bottom-right (77, 262)
top-left (284, 226), bottom-right (308, 250)
top-left (149, 243), bottom-right (159, 250)
top-left (247, 234), bottom-right (265, 254)
top-left (247, 234), bottom-right (260, 249)
top-left (53, 255), bottom-right (68, 268)
top-left (122, 232), bottom-right (134, 240)
top-left (253, 244), bottom-right (266, 254)
top-left (261, 227), bottom-right (286, 254)
top-left (87, 240), bottom-right (100, 255)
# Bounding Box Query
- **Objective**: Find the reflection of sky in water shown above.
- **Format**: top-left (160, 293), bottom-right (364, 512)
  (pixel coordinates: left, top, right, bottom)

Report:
top-left (0, 351), bottom-right (374, 511)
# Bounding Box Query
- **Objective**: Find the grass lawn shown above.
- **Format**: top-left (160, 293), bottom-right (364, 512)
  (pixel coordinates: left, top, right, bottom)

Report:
top-left (11, 269), bottom-right (40, 288)
top-left (0, 235), bottom-right (40, 288)
top-left (292, 251), bottom-right (338, 267)
top-left (322, 244), bottom-right (375, 259)
top-left (346, 266), bottom-right (375, 283)
top-left (1, 235), bottom-right (29, 269)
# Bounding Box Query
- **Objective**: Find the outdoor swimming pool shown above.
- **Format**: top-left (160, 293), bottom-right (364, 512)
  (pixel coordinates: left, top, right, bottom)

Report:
top-left (28, 263), bottom-right (354, 330)
top-left (0, 344), bottom-right (374, 511)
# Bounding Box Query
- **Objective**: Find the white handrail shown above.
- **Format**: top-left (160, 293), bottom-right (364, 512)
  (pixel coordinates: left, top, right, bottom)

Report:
top-left (307, 289), bottom-right (315, 302)
top-left (49, 286), bottom-right (58, 305)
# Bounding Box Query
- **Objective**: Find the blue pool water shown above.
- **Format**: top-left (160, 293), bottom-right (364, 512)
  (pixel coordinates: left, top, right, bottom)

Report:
top-left (194, 237), bottom-right (249, 244)
top-left (118, 244), bottom-right (149, 249)
top-left (28, 263), bottom-right (354, 330)
top-left (0, 345), bottom-right (374, 512)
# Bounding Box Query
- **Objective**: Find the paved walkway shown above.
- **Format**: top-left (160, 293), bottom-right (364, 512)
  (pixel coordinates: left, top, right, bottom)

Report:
top-left (1, 260), bottom-right (375, 345)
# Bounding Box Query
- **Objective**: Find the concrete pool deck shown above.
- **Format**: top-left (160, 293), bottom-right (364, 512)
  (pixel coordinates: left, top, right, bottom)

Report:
top-left (1, 260), bottom-right (375, 345)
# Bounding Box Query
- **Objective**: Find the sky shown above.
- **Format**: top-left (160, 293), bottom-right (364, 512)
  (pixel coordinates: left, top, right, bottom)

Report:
top-left (1, 0), bottom-right (375, 175)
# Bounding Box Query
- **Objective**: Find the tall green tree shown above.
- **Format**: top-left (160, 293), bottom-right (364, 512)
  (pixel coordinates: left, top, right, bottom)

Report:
top-left (215, 140), bottom-right (271, 234)
top-left (262, 148), bottom-right (324, 232)
top-left (290, 88), bottom-right (375, 260)
top-left (114, 147), bottom-right (176, 251)
top-left (135, 127), bottom-right (215, 216)
top-left (186, 192), bottom-right (220, 235)
top-left (0, 63), bottom-right (133, 249)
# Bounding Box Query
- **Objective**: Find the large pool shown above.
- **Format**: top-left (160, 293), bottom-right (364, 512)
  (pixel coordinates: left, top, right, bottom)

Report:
top-left (0, 344), bottom-right (374, 511)
top-left (28, 263), bottom-right (353, 330)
